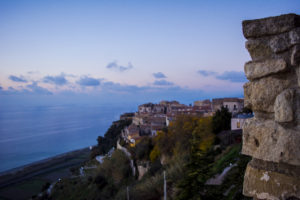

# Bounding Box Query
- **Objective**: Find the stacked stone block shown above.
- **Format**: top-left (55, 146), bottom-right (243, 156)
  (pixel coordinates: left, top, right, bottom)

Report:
top-left (242, 14), bottom-right (300, 199)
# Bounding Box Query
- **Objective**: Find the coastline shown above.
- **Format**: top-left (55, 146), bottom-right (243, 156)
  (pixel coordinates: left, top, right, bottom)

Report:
top-left (0, 147), bottom-right (91, 189)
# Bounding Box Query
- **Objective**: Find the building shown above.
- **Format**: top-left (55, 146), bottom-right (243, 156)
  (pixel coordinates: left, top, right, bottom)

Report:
top-left (231, 113), bottom-right (253, 130)
top-left (124, 99), bottom-right (245, 147)
top-left (212, 98), bottom-right (224, 112)
top-left (122, 124), bottom-right (141, 147)
top-left (138, 103), bottom-right (165, 114)
top-left (159, 100), bottom-right (180, 106)
top-left (120, 112), bottom-right (134, 121)
top-left (223, 99), bottom-right (244, 114)
top-left (132, 113), bottom-right (148, 125)
top-left (194, 99), bottom-right (211, 107)
top-left (212, 98), bottom-right (244, 114)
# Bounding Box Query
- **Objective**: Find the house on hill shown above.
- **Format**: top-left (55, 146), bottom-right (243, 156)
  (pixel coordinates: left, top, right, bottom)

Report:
top-left (122, 124), bottom-right (141, 147)
top-left (231, 113), bottom-right (253, 130)
top-left (120, 112), bottom-right (134, 121)
top-left (212, 98), bottom-right (244, 114)
top-left (194, 99), bottom-right (211, 107)
top-left (138, 103), bottom-right (165, 114)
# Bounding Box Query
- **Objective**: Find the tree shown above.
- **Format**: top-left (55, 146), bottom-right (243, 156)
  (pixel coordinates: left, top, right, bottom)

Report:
top-left (90, 119), bottom-right (132, 158)
top-left (212, 106), bottom-right (232, 134)
top-left (133, 137), bottom-right (153, 160)
top-left (242, 106), bottom-right (253, 114)
top-left (176, 117), bottom-right (215, 200)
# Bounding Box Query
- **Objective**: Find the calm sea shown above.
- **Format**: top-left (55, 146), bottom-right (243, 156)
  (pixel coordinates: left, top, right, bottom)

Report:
top-left (0, 103), bottom-right (137, 172)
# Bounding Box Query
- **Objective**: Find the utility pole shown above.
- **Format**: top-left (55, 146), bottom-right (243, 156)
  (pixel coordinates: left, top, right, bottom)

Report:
top-left (164, 171), bottom-right (167, 200)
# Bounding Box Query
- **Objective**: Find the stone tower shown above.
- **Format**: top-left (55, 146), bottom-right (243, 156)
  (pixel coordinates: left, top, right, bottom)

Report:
top-left (242, 14), bottom-right (300, 199)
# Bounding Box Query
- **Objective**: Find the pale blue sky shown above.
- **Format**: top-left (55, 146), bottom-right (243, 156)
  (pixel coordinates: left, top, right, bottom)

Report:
top-left (0, 0), bottom-right (299, 104)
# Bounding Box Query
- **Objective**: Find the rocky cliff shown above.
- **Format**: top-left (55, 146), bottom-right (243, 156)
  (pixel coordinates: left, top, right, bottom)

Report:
top-left (242, 14), bottom-right (300, 199)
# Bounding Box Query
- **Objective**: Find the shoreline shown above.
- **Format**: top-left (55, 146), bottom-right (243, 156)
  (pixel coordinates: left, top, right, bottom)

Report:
top-left (0, 147), bottom-right (91, 189)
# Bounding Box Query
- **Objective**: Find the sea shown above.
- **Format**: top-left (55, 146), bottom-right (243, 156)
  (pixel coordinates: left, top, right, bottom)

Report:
top-left (0, 103), bottom-right (137, 173)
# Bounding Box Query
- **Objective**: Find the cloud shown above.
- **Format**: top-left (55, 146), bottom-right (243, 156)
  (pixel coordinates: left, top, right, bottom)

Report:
top-left (27, 82), bottom-right (53, 95)
top-left (216, 71), bottom-right (247, 83)
top-left (0, 76), bottom-right (244, 105)
top-left (106, 61), bottom-right (133, 72)
top-left (153, 72), bottom-right (167, 79)
top-left (43, 74), bottom-right (68, 85)
top-left (9, 75), bottom-right (28, 83)
top-left (27, 71), bottom-right (40, 75)
top-left (197, 70), bottom-right (217, 77)
top-left (153, 80), bottom-right (174, 86)
top-left (77, 76), bottom-right (101, 86)
top-left (101, 81), bottom-right (152, 93)
top-left (1, 83), bottom-right (52, 95)
top-left (197, 70), bottom-right (246, 83)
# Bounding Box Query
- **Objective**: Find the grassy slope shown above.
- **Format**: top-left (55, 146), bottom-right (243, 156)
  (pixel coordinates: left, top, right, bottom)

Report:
top-left (48, 116), bottom-right (251, 200)
top-left (0, 150), bottom-right (90, 200)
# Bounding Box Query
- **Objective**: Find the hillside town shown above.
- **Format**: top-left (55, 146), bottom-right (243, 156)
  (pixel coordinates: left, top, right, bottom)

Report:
top-left (120, 98), bottom-right (250, 147)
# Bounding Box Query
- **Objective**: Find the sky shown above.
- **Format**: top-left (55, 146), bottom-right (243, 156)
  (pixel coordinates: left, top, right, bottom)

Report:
top-left (0, 0), bottom-right (299, 105)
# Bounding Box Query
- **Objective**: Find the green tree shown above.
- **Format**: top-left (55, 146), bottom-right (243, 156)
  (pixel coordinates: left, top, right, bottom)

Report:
top-left (91, 119), bottom-right (132, 158)
top-left (132, 137), bottom-right (153, 160)
top-left (212, 106), bottom-right (232, 134)
top-left (176, 135), bottom-right (216, 199)
top-left (242, 106), bottom-right (253, 114)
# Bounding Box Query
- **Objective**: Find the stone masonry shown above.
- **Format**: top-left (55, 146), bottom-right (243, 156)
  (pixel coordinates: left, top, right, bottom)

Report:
top-left (242, 14), bottom-right (300, 199)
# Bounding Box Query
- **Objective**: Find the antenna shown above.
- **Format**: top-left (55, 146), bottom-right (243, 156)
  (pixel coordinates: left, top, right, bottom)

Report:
top-left (164, 171), bottom-right (167, 200)
top-left (127, 186), bottom-right (129, 200)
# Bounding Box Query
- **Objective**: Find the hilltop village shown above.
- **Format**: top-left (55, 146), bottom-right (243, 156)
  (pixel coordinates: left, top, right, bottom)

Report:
top-left (1, 13), bottom-right (298, 200)
top-left (51, 97), bottom-right (254, 200)
top-left (121, 98), bottom-right (245, 147)
top-left (1, 97), bottom-right (253, 200)
top-left (19, 96), bottom-right (255, 200)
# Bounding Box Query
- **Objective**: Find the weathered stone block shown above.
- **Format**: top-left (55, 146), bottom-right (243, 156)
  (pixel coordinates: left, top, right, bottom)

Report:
top-left (289, 27), bottom-right (300, 45)
top-left (297, 67), bottom-right (300, 87)
top-left (242, 118), bottom-right (300, 166)
top-left (274, 89), bottom-right (295, 123)
top-left (291, 45), bottom-right (300, 66)
top-left (246, 38), bottom-right (273, 61)
top-left (250, 158), bottom-right (300, 178)
top-left (246, 37), bottom-right (294, 62)
top-left (243, 13), bottom-right (300, 39)
top-left (246, 29), bottom-right (300, 61)
top-left (243, 164), bottom-right (300, 199)
top-left (242, 13), bottom-right (300, 200)
top-left (269, 32), bottom-right (291, 53)
top-left (243, 82), bottom-right (251, 109)
top-left (244, 75), bottom-right (294, 113)
top-left (294, 89), bottom-right (300, 124)
top-left (244, 59), bottom-right (287, 80)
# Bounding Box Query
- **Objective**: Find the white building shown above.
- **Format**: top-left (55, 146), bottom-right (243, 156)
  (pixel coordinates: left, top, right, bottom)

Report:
top-left (231, 113), bottom-right (253, 130)
top-left (223, 101), bottom-right (243, 114)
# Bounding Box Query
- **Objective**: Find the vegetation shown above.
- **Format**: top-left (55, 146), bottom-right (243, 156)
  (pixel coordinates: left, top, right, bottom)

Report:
top-left (212, 106), bottom-right (232, 134)
top-left (49, 113), bottom-right (250, 200)
top-left (131, 137), bottom-right (153, 161)
top-left (90, 119), bottom-right (132, 158)
top-left (51, 150), bottom-right (133, 200)
top-left (241, 107), bottom-right (253, 114)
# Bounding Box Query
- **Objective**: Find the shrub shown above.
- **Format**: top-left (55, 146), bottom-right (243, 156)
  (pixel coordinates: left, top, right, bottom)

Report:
top-left (150, 145), bottom-right (160, 162)
top-left (94, 174), bottom-right (107, 189)
top-left (148, 159), bottom-right (162, 176)
top-left (212, 106), bottom-right (232, 134)
top-left (133, 137), bottom-right (153, 160)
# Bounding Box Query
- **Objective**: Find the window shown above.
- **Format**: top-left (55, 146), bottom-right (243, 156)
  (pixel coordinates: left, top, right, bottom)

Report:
top-left (234, 104), bottom-right (237, 110)
top-left (237, 121), bottom-right (240, 128)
